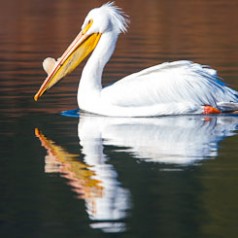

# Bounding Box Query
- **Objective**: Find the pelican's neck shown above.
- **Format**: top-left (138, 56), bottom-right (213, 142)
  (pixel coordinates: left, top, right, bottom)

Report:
top-left (78, 31), bottom-right (118, 97)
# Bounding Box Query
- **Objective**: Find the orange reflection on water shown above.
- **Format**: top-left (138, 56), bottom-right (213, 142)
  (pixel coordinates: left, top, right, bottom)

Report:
top-left (35, 128), bottom-right (103, 200)
top-left (35, 126), bottom-right (130, 233)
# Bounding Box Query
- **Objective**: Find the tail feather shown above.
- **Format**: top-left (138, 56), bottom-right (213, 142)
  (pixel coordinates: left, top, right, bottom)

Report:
top-left (217, 102), bottom-right (238, 112)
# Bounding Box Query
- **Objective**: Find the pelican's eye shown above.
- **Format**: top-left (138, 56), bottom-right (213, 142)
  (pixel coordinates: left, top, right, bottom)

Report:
top-left (82, 19), bottom-right (93, 34)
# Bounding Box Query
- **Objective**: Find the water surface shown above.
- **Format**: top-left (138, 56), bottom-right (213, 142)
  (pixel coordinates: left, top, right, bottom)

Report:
top-left (1, 0), bottom-right (238, 237)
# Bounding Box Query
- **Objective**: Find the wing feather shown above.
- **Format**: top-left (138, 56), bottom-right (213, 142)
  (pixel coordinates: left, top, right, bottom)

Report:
top-left (101, 61), bottom-right (238, 108)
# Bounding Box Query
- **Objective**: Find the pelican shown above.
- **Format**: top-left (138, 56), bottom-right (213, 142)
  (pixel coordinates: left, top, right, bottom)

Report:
top-left (34, 2), bottom-right (238, 117)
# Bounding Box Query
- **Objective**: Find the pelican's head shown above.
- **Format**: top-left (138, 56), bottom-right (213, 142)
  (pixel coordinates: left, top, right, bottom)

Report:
top-left (34, 2), bottom-right (128, 101)
top-left (82, 2), bottom-right (128, 35)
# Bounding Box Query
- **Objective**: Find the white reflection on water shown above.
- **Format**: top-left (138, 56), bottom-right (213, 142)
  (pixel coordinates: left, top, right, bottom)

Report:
top-left (78, 114), bottom-right (238, 164)
top-left (79, 127), bottom-right (130, 233)
top-left (36, 113), bottom-right (238, 233)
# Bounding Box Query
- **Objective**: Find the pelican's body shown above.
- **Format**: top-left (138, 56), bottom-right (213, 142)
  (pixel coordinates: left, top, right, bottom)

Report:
top-left (34, 3), bottom-right (238, 117)
top-left (79, 59), bottom-right (238, 117)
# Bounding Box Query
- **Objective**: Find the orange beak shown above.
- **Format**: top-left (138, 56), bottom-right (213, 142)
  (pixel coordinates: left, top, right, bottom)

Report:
top-left (34, 20), bottom-right (101, 101)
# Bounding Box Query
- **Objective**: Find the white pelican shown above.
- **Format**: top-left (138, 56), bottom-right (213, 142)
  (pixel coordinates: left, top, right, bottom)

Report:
top-left (34, 2), bottom-right (238, 117)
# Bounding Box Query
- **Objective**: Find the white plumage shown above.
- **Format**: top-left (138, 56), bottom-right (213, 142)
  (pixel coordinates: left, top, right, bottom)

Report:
top-left (99, 60), bottom-right (238, 116)
top-left (35, 2), bottom-right (238, 117)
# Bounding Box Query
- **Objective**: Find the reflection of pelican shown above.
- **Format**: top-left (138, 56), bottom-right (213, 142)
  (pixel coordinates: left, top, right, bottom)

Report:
top-left (35, 114), bottom-right (238, 232)
top-left (35, 128), bottom-right (130, 233)
top-left (34, 3), bottom-right (238, 117)
top-left (78, 114), bottom-right (238, 164)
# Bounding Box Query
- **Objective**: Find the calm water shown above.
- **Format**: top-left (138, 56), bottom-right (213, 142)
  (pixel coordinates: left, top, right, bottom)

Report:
top-left (1, 0), bottom-right (238, 237)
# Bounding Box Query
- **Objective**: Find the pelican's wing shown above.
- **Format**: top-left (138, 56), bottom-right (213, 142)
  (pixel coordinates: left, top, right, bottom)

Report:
top-left (102, 61), bottom-right (238, 108)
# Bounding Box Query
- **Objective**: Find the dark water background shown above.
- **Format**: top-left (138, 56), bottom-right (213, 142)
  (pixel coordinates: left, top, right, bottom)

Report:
top-left (1, 0), bottom-right (238, 237)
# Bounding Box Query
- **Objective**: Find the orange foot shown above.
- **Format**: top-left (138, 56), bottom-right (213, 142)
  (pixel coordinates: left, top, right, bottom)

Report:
top-left (203, 105), bottom-right (221, 114)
